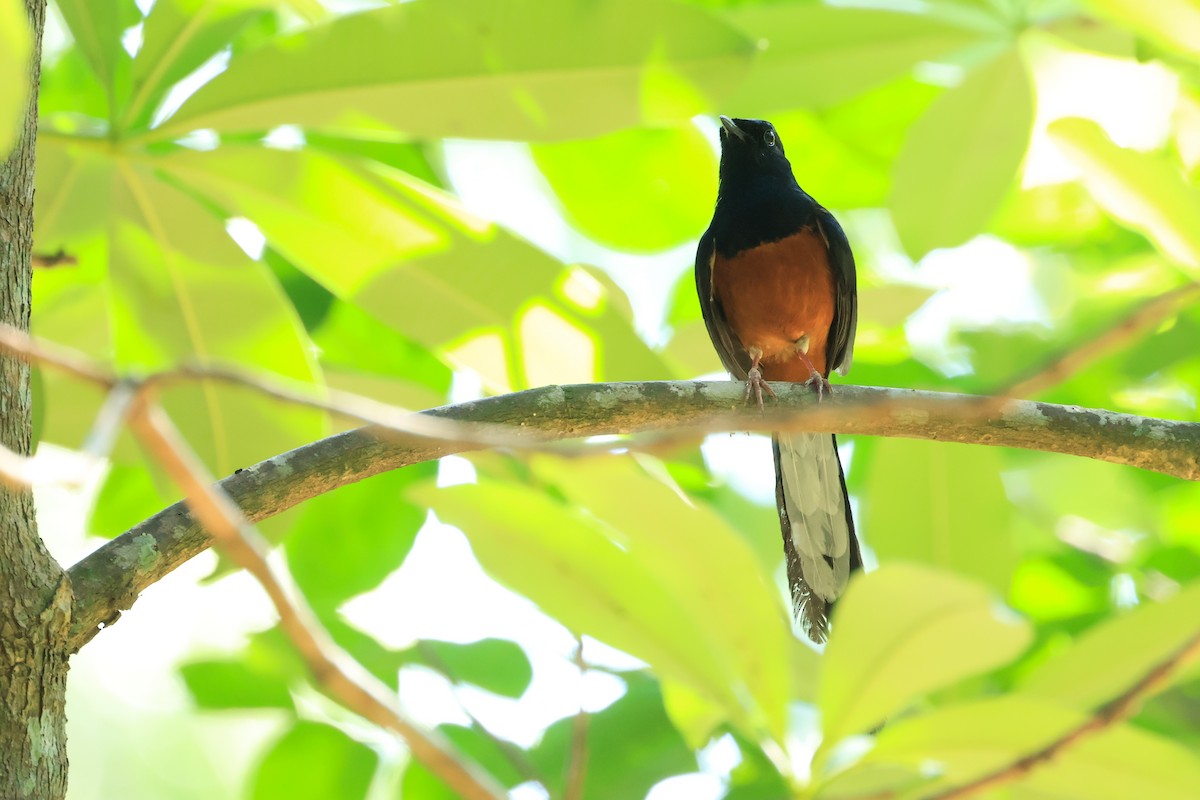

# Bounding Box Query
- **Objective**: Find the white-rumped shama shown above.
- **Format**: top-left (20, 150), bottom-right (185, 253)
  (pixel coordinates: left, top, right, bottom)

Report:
top-left (695, 116), bottom-right (861, 643)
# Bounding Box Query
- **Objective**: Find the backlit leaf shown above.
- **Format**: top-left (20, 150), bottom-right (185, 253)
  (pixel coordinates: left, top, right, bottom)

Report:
top-left (251, 722), bottom-right (376, 800)
top-left (864, 440), bottom-right (1017, 593)
top-left (531, 124), bottom-right (717, 252)
top-left (1019, 578), bottom-right (1200, 709)
top-left (157, 147), bottom-right (671, 389)
top-left (0, 0), bottom-right (29, 157)
top-left (723, 4), bottom-right (981, 114)
top-left (1049, 117), bottom-right (1200, 273)
top-left (818, 565), bottom-right (1031, 748)
top-left (397, 638), bottom-right (533, 699)
top-left (412, 479), bottom-right (761, 736)
top-left (1081, 0), bottom-right (1200, 60)
top-left (890, 48), bottom-right (1034, 258)
top-left (531, 672), bottom-right (696, 800)
top-left (160, 0), bottom-right (754, 141)
top-left (861, 696), bottom-right (1200, 800)
top-left (529, 454), bottom-right (804, 734)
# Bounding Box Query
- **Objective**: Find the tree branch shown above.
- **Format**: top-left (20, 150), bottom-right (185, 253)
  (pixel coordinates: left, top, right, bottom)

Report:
top-left (66, 381), bottom-right (1200, 651)
top-left (563, 638), bottom-right (590, 800)
top-left (998, 282), bottom-right (1200, 397)
top-left (924, 628), bottom-right (1200, 799)
top-left (127, 397), bottom-right (505, 800)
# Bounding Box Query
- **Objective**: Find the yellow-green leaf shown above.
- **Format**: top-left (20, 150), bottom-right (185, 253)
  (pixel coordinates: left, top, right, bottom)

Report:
top-left (890, 48), bottom-right (1034, 258)
top-left (531, 124), bottom-right (717, 252)
top-left (0, 0), bottom-right (29, 157)
top-left (724, 4), bottom-right (981, 114)
top-left (160, 0), bottom-right (753, 141)
top-left (1049, 116), bottom-right (1200, 273)
top-left (1018, 578), bottom-right (1200, 709)
top-left (864, 440), bottom-right (1017, 593)
top-left (818, 565), bottom-right (1031, 750)
top-left (860, 696), bottom-right (1200, 800)
top-left (528, 454), bottom-right (804, 737)
top-left (412, 479), bottom-right (763, 738)
top-left (1081, 0), bottom-right (1200, 60)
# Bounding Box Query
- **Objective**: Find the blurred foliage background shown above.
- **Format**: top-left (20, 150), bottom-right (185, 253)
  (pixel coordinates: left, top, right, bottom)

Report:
top-left (4, 0), bottom-right (1200, 797)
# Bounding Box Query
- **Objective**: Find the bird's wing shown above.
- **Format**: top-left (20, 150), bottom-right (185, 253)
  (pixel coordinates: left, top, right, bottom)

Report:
top-left (695, 227), bottom-right (753, 380)
top-left (815, 207), bottom-right (858, 376)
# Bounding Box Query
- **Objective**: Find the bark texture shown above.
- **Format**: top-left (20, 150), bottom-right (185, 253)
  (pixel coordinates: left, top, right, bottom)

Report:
top-left (0, 2), bottom-right (72, 798)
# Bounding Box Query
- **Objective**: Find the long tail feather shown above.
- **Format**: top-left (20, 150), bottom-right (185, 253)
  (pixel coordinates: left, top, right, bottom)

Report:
top-left (773, 432), bottom-right (861, 643)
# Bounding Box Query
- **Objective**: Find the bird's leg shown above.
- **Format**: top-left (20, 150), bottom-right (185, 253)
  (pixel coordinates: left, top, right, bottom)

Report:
top-left (743, 346), bottom-right (776, 411)
top-left (794, 337), bottom-right (831, 400)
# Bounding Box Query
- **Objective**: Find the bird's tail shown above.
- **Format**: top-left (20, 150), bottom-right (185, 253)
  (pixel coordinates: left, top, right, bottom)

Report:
top-left (773, 432), bottom-right (862, 643)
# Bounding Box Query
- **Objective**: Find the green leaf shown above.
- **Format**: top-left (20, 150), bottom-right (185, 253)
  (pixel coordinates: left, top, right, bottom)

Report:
top-left (1049, 117), bottom-right (1200, 273)
top-left (889, 48), bottom-right (1033, 258)
top-left (1080, 0), bottom-right (1200, 60)
top-left (856, 285), bottom-right (935, 328)
top-left (286, 467), bottom-right (431, 613)
top-left (109, 162), bottom-right (325, 475)
top-left (157, 147), bottom-right (671, 389)
top-left (723, 4), bottom-right (981, 114)
top-left (528, 454), bottom-right (805, 736)
top-left (531, 124), bottom-right (717, 252)
top-left (251, 722), bottom-right (376, 800)
top-left (1019, 578), bottom-right (1200, 709)
top-left (531, 672), bottom-right (697, 800)
top-left (160, 0), bottom-right (753, 141)
top-left (768, 110), bottom-right (891, 210)
top-left (1009, 556), bottom-right (1111, 622)
top-left (863, 440), bottom-right (1017, 593)
top-left (724, 732), bottom-right (793, 800)
top-left (34, 137), bottom-right (114, 249)
top-left (861, 696), bottom-right (1200, 799)
top-left (1026, 714), bottom-right (1200, 800)
top-left (122, 0), bottom-right (273, 131)
top-left (398, 639), bottom-right (533, 699)
top-left (814, 764), bottom-right (923, 800)
top-left (818, 564), bottom-right (1032, 748)
top-left (412, 479), bottom-right (758, 736)
top-left (0, 0), bottom-right (29, 157)
top-left (179, 658), bottom-right (294, 711)
top-left (88, 461), bottom-right (176, 537)
top-left (863, 697), bottom-right (1077, 788)
top-left (54, 0), bottom-right (139, 118)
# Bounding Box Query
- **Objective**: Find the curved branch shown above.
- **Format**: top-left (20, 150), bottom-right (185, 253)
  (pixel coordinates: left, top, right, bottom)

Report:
top-left (926, 628), bottom-right (1200, 799)
top-left (67, 381), bottom-right (1200, 651)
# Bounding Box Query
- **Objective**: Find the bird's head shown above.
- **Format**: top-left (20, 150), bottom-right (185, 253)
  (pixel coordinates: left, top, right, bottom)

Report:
top-left (717, 116), bottom-right (795, 186)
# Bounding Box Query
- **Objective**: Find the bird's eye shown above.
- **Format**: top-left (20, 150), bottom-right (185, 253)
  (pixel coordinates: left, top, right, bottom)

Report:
top-left (764, 130), bottom-right (776, 147)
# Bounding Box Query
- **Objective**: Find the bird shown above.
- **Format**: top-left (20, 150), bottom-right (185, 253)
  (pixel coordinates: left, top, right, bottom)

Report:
top-left (695, 115), bottom-right (861, 643)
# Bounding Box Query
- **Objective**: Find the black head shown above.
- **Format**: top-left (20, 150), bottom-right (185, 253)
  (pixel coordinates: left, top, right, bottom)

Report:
top-left (717, 116), bottom-right (796, 187)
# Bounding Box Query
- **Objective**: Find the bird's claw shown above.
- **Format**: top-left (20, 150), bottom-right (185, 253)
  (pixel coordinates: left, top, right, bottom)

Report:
top-left (743, 365), bottom-right (777, 412)
top-left (803, 370), bottom-right (832, 402)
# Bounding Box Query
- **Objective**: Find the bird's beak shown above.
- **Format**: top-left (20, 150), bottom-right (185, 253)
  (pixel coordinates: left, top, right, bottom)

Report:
top-left (719, 116), bottom-right (748, 142)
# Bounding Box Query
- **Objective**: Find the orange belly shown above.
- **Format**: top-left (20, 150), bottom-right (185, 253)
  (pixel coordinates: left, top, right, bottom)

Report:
top-left (711, 229), bottom-right (836, 380)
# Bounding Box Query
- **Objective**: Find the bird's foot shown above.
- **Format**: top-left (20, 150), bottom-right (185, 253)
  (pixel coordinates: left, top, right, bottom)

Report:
top-left (802, 369), bottom-right (831, 401)
top-left (742, 364), bottom-right (777, 412)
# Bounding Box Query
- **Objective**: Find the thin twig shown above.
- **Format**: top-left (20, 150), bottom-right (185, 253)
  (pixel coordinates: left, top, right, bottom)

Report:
top-left (0, 443), bottom-right (34, 489)
top-left (0, 324), bottom-right (113, 387)
top-left (998, 282), bottom-right (1200, 398)
top-left (31, 249), bottom-right (78, 268)
top-left (80, 380), bottom-right (140, 462)
top-left (924, 629), bottom-right (1200, 800)
top-left (563, 638), bottom-right (590, 800)
top-left (125, 397), bottom-right (505, 800)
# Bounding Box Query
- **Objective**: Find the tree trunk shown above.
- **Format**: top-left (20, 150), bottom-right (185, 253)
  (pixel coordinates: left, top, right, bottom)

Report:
top-left (0, 2), bottom-right (72, 798)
